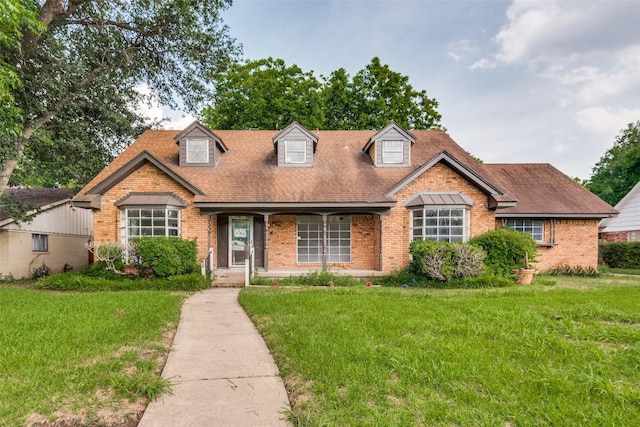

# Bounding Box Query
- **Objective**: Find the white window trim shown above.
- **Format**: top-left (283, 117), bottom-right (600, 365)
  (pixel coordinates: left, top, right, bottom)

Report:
top-left (121, 207), bottom-right (181, 244)
top-left (505, 219), bottom-right (544, 242)
top-left (285, 140), bottom-right (307, 164)
top-left (381, 140), bottom-right (404, 164)
top-left (410, 206), bottom-right (470, 243)
top-left (186, 139), bottom-right (209, 164)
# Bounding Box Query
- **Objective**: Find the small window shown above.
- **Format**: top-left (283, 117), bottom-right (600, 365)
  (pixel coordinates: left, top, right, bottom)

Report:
top-left (381, 140), bottom-right (404, 164)
top-left (505, 219), bottom-right (544, 241)
top-left (186, 139), bottom-right (209, 163)
top-left (32, 234), bottom-right (48, 252)
top-left (285, 140), bottom-right (307, 164)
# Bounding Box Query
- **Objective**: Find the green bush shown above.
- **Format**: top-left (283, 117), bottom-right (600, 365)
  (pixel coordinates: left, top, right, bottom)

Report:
top-left (469, 227), bottom-right (537, 276)
top-left (408, 240), bottom-right (485, 281)
top-left (376, 270), bottom-right (512, 289)
top-left (38, 271), bottom-right (209, 291)
top-left (599, 242), bottom-right (640, 269)
top-left (133, 237), bottom-right (198, 278)
top-left (542, 264), bottom-right (600, 277)
top-left (251, 271), bottom-right (363, 286)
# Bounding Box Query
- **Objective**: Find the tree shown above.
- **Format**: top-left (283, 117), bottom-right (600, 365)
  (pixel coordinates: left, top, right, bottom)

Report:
top-left (1, 0), bottom-right (241, 198)
top-left (201, 57), bottom-right (443, 131)
top-left (201, 58), bottom-right (324, 130)
top-left (586, 121), bottom-right (640, 206)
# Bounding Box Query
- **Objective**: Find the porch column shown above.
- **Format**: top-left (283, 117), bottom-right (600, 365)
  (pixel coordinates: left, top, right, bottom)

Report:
top-left (263, 213), bottom-right (269, 271)
top-left (322, 213), bottom-right (328, 272)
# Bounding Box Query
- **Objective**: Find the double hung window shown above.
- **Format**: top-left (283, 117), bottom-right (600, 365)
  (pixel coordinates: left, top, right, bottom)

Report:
top-left (411, 207), bottom-right (469, 243)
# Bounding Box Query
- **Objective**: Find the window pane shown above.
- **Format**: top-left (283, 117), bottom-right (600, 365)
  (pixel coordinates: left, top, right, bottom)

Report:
top-left (186, 139), bottom-right (209, 163)
top-left (285, 140), bottom-right (306, 164)
top-left (382, 140), bottom-right (403, 164)
top-left (32, 234), bottom-right (48, 252)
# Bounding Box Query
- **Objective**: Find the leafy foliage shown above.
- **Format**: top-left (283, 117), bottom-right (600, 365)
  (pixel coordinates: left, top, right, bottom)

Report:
top-left (599, 242), bottom-right (640, 269)
top-left (1, 0), bottom-right (241, 196)
top-left (133, 237), bottom-right (197, 278)
top-left (39, 270), bottom-right (209, 291)
top-left (376, 269), bottom-right (513, 289)
top-left (201, 56), bottom-right (443, 131)
top-left (0, 190), bottom-right (38, 222)
top-left (408, 240), bottom-right (485, 281)
top-left (251, 271), bottom-right (363, 287)
top-left (586, 121), bottom-right (640, 205)
top-left (469, 227), bottom-right (537, 276)
top-left (542, 265), bottom-right (600, 277)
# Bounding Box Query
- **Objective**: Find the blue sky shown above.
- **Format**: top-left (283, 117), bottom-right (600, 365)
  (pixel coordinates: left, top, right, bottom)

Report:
top-left (157, 0), bottom-right (640, 180)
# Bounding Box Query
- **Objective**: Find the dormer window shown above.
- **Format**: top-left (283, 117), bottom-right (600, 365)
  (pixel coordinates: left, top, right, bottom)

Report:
top-left (174, 121), bottom-right (227, 167)
top-left (273, 122), bottom-right (318, 168)
top-left (285, 140), bottom-right (307, 164)
top-left (363, 121), bottom-right (416, 167)
top-left (382, 140), bottom-right (404, 164)
top-left (186, 139), bottom-right (209, 163)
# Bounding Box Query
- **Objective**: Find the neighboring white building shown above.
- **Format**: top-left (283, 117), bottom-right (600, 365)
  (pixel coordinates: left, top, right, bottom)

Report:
top-left (0, 188), bottom-right (93, 279)
top-left (600, 181), bottom-right (640, 242)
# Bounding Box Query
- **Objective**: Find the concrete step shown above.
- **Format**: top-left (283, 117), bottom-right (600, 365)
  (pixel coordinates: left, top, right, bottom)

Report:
top-left (213, 270), bottom-right (246, 288)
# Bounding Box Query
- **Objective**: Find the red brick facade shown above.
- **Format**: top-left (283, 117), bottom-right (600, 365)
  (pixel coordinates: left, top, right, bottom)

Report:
top-left (599, 231), bottom-right (628, 243)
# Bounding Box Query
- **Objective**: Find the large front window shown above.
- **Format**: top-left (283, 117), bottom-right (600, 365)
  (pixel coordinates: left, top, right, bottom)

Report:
top-left (411, 207), bottom-right (469, 242)
top-left (505, 219), bottom-right (544, 241)
top-left (297, 215), bottom-right (351, 263)
top-left (125, 208), bottom-right (180, 240)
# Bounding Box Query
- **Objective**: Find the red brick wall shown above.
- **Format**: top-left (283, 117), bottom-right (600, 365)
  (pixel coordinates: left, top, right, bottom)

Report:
top-left (92, 163), bottom-right (212, 261)
top-left (496, 218), bottom-right (600, 270)
top-left (266, 214), bottom-right (380, 271)
top-left (600, 231), bottom-right (628, 243)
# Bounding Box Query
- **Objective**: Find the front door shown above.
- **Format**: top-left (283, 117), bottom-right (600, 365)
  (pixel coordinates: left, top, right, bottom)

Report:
top-left (230, 217), bottom-right (252, 267)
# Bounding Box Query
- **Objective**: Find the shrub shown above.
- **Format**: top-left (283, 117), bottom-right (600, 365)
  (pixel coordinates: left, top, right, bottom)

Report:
top-left (543, 265), bottom-right (600, 277)
top-left (38, 271), bottom-right (209, 292)
top-left (133, 237), bottom-right (198, 278)
top-left (599, 242), bottom-right (640, 269)
top-left (251, 271), bottom-right (363, 286)
top-left (408, 240), bottom-right (485, 281)
top-left (32, 264), bottom-right (51, 279)
top-left (469, 227), bottom-right (537, 276)
top-left (376, 270), bottom-right (512, 289)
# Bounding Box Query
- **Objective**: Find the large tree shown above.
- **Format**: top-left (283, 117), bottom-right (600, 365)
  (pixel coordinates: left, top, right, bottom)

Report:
top-left (1, 0), bottom-right (241, 198)
top-left (201, 57), bottom-right (324, 130)
top-left (201, 57), bottom-right (443, 131)
top-left (586, 121), bottom-right (640, 206)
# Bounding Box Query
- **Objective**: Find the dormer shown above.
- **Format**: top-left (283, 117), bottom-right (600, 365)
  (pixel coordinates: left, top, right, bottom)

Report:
top-left (272, 122), bottom-right (318, 168)
top-left (363, 121), bottom-right (416, 167)
top-left (175, 121), bottom-right (228, 167)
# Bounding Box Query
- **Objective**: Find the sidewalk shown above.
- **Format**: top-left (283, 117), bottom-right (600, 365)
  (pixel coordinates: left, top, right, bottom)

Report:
top-left (138, 288), bottom-right (291, 426)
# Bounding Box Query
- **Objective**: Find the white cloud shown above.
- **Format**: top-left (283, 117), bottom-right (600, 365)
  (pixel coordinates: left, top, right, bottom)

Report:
top-left (574, 106), bottom-right (640, 138)
top-left (163, 113), bottom-right (197, 130)
top-left (469, 58), bottom-right (496, 71)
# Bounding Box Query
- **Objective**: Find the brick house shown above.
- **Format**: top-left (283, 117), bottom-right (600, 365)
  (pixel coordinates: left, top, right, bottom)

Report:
top-left (72, 121), bottom-right (617, 274)
top-left (599, 180), bottom-right (640, 242)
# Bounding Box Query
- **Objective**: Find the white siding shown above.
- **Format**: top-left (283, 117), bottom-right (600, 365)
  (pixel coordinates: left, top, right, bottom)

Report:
top-left (3, 201), bottom-right (93, 236)
top-left (601, 182), bottom-right (640, 233)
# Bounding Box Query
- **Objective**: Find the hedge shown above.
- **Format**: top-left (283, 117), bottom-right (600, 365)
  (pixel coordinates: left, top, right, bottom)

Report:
top-left (599, 242), bottom-right (640, 269)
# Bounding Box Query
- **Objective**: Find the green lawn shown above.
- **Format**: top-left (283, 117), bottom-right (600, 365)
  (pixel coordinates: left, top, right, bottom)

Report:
top-left (0, 285), bottom-right (185, 426)
top-left (239, 276), bottom-right (640, 426)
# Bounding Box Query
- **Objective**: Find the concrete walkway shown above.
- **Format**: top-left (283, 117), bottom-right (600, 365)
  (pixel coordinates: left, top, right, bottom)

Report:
top-left (138, 288), bottom-right (291, 426)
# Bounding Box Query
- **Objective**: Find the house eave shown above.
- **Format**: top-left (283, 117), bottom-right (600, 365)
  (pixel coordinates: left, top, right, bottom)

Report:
top-left (496, 213), bottom-right (618, 219)
top-left (195, 201), bottom-right (395, 215)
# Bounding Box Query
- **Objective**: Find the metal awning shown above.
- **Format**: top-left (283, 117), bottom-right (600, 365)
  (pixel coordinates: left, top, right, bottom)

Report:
top-left (114, 192), bottom-right (187, 208)
top-left (403, 192), bottom-right (475, 208)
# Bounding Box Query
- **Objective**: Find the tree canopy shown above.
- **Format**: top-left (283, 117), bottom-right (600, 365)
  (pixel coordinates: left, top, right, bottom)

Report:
top-left (1, 0), bottom-right (241, 198)
top-left (586, 121), bottom-right (640, 206)
top-left (201, 57), bottom-right (443, 131)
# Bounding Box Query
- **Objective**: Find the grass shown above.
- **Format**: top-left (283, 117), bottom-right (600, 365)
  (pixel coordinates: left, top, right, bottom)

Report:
top-left (607, 267), bottom-right (640, 276)
top-left (0, 284), bottom-right (186, 426)
top-left (239, 275), bottom-right (640, 426)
